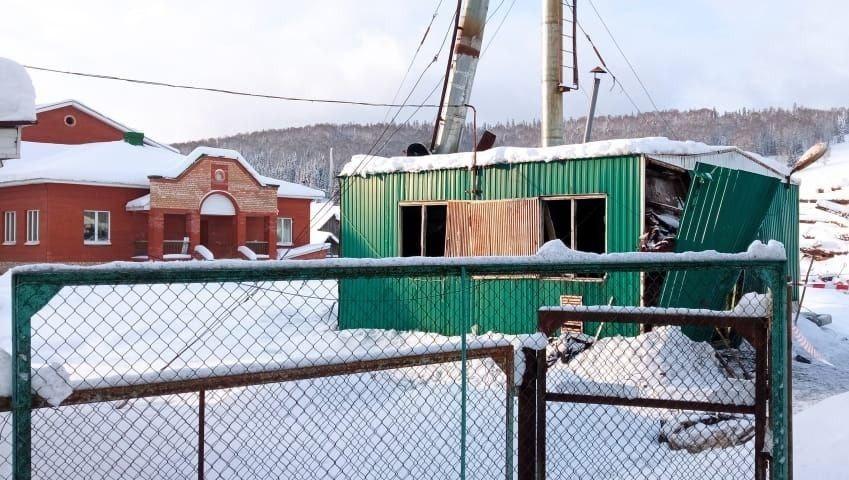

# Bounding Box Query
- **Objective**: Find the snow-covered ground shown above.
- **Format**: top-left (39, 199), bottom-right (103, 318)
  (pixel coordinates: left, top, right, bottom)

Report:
top-left (791, 136), bottom-right (849, 479)
top-left (0, 267), bottom-right (768, 478)
top-left (0, 234), bottom-right (839, 477)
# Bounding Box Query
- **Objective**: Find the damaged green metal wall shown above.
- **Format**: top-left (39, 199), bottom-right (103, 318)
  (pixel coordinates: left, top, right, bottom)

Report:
top-left (756, 183), bottom-right (800, 299)
top-left (340, 156), bottom-right (800, 337)
top-left (339, 155), bottom-right (644, 335)
top-left (658, 163), bottom-right (785, 340)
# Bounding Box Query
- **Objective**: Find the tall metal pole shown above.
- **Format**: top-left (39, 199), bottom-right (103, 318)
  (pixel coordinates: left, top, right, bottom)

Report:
top-left (328, 147), bottom-right (334, 193)
top-left (583, 66), bottom-right (606, 143)
top-left (432, 0), bottom-right (490, 155)
top-left (541, 0), bottom-right (564, 147)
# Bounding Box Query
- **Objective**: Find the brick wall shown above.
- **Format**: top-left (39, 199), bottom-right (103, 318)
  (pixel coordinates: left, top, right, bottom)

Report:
top-left (0, 184), bottom-right (49, 263)
top-left (277, 197), bottom-right (312, 246)
top-left (150, 156), bottom-right (278, 213)
top-left (0, 183), bottom-right (148, 263)
top-left (22, 106), bottom-right (125, 144)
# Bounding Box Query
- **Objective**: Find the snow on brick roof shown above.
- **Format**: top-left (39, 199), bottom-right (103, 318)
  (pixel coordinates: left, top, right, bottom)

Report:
top-left (1, 141), bottom-right (186, 187)
top-left (0, 141), bottom-right (325, 200)
top-left (340, 136), bottom-right (794, 181)
top-left (257, 174), bottom-right (325, 200)
top-left (0, 58), bottom-right (36, 123)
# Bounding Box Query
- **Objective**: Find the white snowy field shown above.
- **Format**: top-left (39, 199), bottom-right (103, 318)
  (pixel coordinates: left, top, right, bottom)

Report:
top-left (792, 287), bottom-right (849, 480)
top-left (0, 270), bottom-right (766, 479)
top-left (791, 136), bottom-right (849, 478)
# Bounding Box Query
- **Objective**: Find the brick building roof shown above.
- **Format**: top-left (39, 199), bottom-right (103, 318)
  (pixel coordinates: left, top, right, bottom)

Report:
top-left (0, 141), bottom-right (324, 200)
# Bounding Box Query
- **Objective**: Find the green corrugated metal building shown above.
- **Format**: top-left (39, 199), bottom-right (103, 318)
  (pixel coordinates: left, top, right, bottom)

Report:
top-left (337, 139), bottom-right (799, 336)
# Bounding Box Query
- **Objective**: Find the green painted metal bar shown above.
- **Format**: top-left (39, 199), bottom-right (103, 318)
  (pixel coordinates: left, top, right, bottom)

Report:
top-left (460, 267), bottom-right (469, 480)
top-left (767, 265), bottom-right (790, 480)
top-left (12, 278), bottom-right (62, 480)
top-left (10, 256), bottom-right (786, 287)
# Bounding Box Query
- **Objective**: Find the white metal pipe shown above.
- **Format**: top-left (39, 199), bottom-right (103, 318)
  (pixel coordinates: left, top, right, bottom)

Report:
top-left (541, 0), bottom-right (564, 147)
top-left (433, 0), bottom-right (490, 155)
top-left (583, 76), bottom-right (601, 143)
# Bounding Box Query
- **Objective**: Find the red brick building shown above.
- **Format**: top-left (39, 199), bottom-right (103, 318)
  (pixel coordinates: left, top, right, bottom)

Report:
top-left (0, 100), bottom-right (325, 270)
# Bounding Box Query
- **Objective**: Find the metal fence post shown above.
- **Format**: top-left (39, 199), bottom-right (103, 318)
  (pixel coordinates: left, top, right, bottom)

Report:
top-left (517, 348), bottom-right (539, 480)
top-left (198, 388), bottom-right (206, 480)
top-left (11, 279), bottom-right (61, 480)
top-left (460, 267), bottom-right (469, 480)
top-left (768, 265), bottom-right (790, 480)
top-left (535, 348), bottom-right (546, 480)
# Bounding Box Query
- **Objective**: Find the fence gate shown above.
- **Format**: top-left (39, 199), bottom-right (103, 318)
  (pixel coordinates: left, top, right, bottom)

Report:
top-left (519, 309), bottom-right (770, 480)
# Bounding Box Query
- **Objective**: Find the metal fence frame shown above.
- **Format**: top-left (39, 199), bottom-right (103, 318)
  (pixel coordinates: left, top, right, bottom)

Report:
top-left (8, 255), bottom-right (791, 480)
top-left (525, 310), bottom-right (771, 480)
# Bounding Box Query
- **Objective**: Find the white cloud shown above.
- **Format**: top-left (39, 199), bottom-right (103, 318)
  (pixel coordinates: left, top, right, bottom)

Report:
top-left (2, 0), bottom-right (848, 143)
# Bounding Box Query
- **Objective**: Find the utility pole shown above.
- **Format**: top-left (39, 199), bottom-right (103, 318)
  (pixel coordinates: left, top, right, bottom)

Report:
top-left (328, 147), bottom-right (334, 194)
top-left (583, 66), bottom-right (606, 143)
top-left (432, 0), bottom-right (490, 154)
top-left (541, 0), bottom-right (564, 147)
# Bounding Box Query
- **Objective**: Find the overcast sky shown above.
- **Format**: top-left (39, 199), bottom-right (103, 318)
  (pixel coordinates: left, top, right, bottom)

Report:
top-left (3, 0), bottom-right (848, 143)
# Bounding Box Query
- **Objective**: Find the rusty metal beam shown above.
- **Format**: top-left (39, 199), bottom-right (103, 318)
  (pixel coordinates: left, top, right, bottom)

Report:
top-left (0, 346), bottom-right (515, 411)
top-left (544, 393), bottom-right (756, 414)
top-left (538, 309), bottom-right (768, 337)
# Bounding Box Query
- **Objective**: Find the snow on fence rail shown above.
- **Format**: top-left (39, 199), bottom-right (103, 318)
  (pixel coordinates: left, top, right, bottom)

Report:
top-left (0, 249), bottom-right (791, 480)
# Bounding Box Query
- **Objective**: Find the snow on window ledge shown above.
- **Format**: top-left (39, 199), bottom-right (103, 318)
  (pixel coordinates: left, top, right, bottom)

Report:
top-left (24, 241), bottom-right (39, 246)
top-left (277, 242), bottom-right (294, 247)
top-left (84, 241), bottom-right (112, 246)
top-left (2, 241), bottom-right (14, 246)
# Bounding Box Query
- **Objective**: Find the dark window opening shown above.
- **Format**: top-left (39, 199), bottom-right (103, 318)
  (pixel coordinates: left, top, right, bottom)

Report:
top-left (642, 163), bottom-right (691, 253)
top-left (542, 199), bottom-right (571, 244)
top-left (575, 198), bottom-right (605, 254)
top-left (423, 205), bottom-right (446, 256)
top-left (542, 197), bottom-right (605, 253)
top-left (400, 205), bottom-right (422, 257)
top-left (401, 204), bottom-right (447, 256)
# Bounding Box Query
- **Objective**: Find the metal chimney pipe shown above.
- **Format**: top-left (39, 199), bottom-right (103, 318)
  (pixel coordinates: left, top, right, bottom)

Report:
top-left (583, 66), bottom-right (606, 143)
top-left (541, 0), bottom-right (564, 147)
top-left (432, 0), bottom-right (490, 155)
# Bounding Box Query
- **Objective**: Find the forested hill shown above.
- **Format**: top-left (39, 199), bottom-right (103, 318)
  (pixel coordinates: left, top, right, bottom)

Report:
top-left (174, 106), bottom-right (849, 192)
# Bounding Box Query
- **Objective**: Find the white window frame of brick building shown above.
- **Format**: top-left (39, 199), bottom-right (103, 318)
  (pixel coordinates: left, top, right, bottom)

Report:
top-left (25, 210), bottom-right (40, 245)
top-left (3, 211), bottom-right (15, 245)
top-left (277, 217), bottom-right (293, 246)
top-left (83, 210), bottom-right (111, 245)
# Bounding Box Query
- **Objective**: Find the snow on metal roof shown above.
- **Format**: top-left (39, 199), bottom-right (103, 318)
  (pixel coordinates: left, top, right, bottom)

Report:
top-left (125, 193), bottom-right (151, 211)
top-left (277, 243), bottom-right (331, 259)
top-left (310, 201), bottom-right (340, 230)
top-left (0, 141), bottom-right (325, 200)
top-left (340, 136), bottom-right (795, 182)
top-left (0, 58), bottom-right (36, 123)
top-left (35, 99), bottom-right (177, 152)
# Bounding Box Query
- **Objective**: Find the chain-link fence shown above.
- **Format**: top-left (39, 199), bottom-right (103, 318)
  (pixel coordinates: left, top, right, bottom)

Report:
top-left (0, 254), bottom-right (790, 479)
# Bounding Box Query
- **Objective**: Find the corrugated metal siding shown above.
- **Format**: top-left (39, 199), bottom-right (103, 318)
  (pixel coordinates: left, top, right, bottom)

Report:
top-left (659, 163), bottom-right (780, 340)
top-left (339, 156), bottom-right (644, 335)
top-left (756, 184), bottom-right (800, 299)
top-left (446, 199), bottom-right (540, 256)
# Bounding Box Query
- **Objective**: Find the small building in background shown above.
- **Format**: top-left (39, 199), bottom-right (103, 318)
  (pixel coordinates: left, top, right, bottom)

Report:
top-left (0, 58), bottom-right (36, 161)
top-left (337, 138), bottom-right (800, 337)
top-left (310, 201), bottom-right (340, 256)
top-left (0, 98), bottom-right (325, 271)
